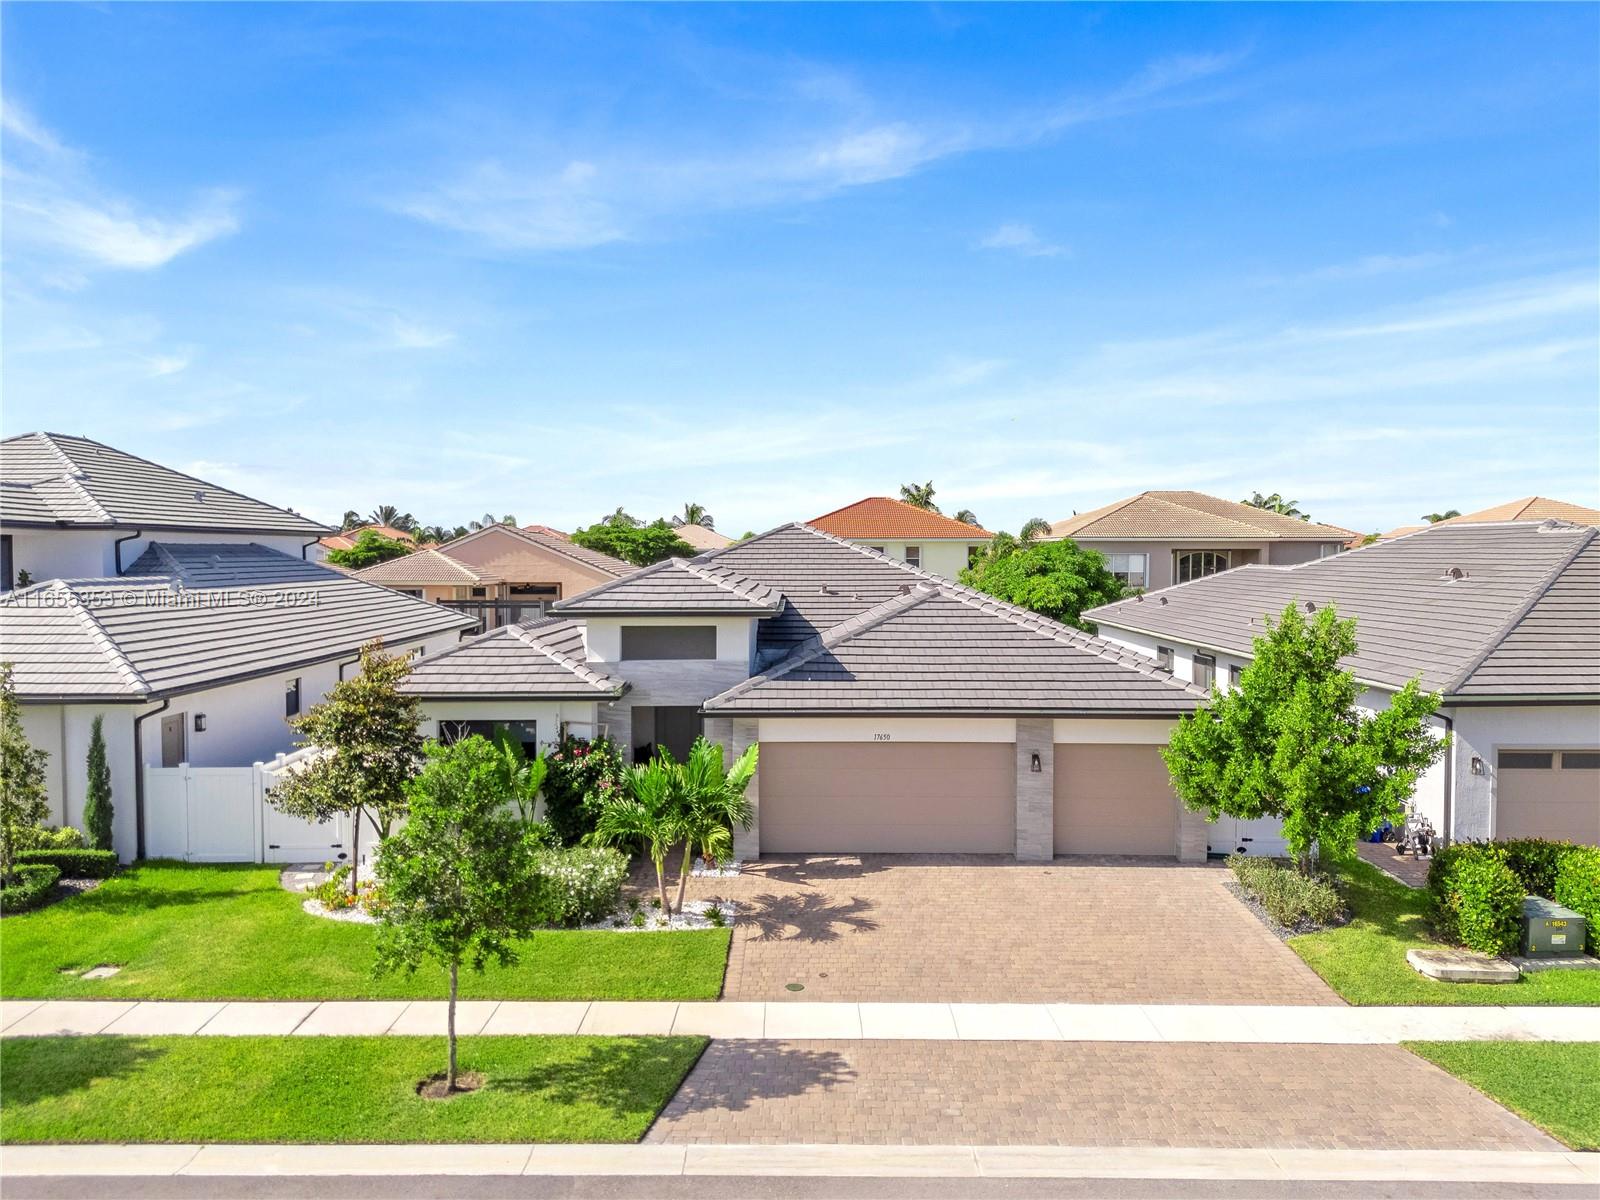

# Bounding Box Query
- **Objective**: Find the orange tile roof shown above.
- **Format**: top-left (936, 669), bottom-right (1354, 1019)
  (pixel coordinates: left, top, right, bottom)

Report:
top-left (521, 524), bottom-right (569, 540)
top-left (319, 524), bottom-right (418, 551)
top-left (809, 497), bottom-right (992, 540)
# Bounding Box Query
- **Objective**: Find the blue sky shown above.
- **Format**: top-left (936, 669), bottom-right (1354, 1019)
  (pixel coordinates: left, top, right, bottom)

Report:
top-left (3, 3), bottom-right (1597, 536)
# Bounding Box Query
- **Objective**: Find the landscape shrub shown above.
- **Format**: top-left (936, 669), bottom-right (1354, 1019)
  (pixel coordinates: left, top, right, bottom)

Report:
top-left (1552, 846), bottom-right (1600, 954)
top-left (1496, 837), bottom-right (1576, 898)
top-left (13, 848), bottom-right (118, 879)
top-left (531, 845), bottom-right (628, 926)
top-left (1446, 853), bottom-right (1524, 957)
top-left (0, 864), bottom-right (61, 913)
top-left (13, 826), bottom-right (87, 853)
top-left (1228, 854), bottom-right (1345, 930)
top-left (540, 735), bottom-right (624, 845)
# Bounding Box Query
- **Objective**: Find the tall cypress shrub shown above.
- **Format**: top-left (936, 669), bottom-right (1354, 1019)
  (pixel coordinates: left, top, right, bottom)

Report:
top-left (84, 716), bottom-right (114, 852)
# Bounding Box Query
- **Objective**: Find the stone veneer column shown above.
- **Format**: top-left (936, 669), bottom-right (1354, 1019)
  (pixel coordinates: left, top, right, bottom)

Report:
top-left (1014, 717), bottom-right (1054, 862)
top-left (729, 717), bottom-right (761, 861)
top-left (1177, 804), bottom-right (1209, 863)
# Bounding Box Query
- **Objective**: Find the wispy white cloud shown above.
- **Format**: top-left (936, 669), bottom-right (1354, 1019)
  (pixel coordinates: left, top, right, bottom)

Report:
top-left (2, 98), bottom-right (240, 273)
top-left (977, 222), bottom-right (1066, 259)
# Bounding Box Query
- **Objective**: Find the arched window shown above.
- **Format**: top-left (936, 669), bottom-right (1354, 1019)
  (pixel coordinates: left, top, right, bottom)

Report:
top-left (1176, 550), bottom-right (1229, 583)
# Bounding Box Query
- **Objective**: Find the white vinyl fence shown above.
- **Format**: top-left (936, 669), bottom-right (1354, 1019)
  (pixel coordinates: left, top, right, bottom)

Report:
top-left (143, 746), bottom-right (351, 864)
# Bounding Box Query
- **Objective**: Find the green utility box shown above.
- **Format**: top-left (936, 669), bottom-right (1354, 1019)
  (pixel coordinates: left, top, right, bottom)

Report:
top-left (1521, 896), bottom-right (1587, 957)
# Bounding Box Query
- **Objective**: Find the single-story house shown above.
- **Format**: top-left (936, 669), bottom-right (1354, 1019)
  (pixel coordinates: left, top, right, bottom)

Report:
top-left (404, 523), bottom-right (1212, 862)
top-left (807, 497), bottom-right (992, 579)
top-left (1086, 520), bottom-right (1600, 849)
top-left (1046, 491), bottom-right (1352, 592)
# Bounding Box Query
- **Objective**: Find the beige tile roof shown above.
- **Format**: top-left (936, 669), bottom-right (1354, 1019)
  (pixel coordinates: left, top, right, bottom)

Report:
top-left (1049, 491), bottom-right (1351, 542)
top-left (319, 525), bottom-right (418, 552)
top-left (673, 523), bottom-right (734, 550)
top-left (354, 548), bottom-right (485, 586)
top-left (1444, 497), bottom-right (1600, 526)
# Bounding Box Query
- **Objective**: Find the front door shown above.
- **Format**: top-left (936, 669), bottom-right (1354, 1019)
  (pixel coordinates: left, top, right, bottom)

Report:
top-left (161, 713), bottom-right (187, 768)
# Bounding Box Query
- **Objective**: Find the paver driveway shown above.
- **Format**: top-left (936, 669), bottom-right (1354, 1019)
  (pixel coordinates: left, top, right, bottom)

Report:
top-left (685, 855), bottom-right (1337, 1004)
top-left (647, 1041), bottom-right (1558, 1150)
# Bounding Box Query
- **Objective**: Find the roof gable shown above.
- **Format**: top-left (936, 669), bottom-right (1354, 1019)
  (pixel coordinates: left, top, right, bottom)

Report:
top-left (1049, 491), bottom-right (1352, 542)
top-left (442, 524), bottom-right (633, 578)
top-left (354, 548), bottom-right (484, 585)
top-left (809, 496), bottom-right (993, 540)
top-left (401, 617), bottom-right (626, 699)
top-left (553, 556), bottom-right (784, 616)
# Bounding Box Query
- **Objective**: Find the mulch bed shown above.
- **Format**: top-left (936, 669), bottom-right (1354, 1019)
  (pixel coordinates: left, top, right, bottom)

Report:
top-left (1224, 879), bottom-right (1349, 941)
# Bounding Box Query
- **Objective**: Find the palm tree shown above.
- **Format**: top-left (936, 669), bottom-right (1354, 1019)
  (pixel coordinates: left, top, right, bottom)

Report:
top-left (602, 506), bottom-right (641, 528)
top-left (671, 738), bottom-right (757, 912)
top-left (340, 510), bottom-right (362, 531)
top-left (367, 505), bottom-right (416, 532)
top-left (953, 508), bottom-right (980, 527)
top-left (587, 756), bottom-right (681, 914)
top-left (414, 524), bottom-right (451, 544)
top-left (1422, 509), bottom-right (1462, 524)
top-left (1243, 492), bottom-right (1309, 520)
top-left (490, 731), bottom-right (547, 828)
top-left (899, 481), bottom-right (939, 512)
top-left (466, 512), bottom-right (499, 532)
top-left (1018, 517), bottom-right (1052, 543)
top-left (673, 502), bottom-right (715, 529)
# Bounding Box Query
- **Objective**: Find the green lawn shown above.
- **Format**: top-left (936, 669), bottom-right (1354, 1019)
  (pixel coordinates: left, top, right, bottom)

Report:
top-left (1, 863), bottom-right (729, 1001)
top-left (1406, 1041), bottom-right (1600, 1150)
top-left (0, 1034), bottom-right (705, 1144)
top-left (1289, 860), bottom-right (1600, 1006)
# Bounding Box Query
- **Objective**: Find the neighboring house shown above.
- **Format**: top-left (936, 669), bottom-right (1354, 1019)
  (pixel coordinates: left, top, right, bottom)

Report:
top-left (1046, 491), bottom-right (1351, 593)
top-left (673, 523), bottom-right (734, 551)
top-left (1, 432), bottom-right (328, 586)
top-left (311, 524), bottom-right (420, 561)
top-left (0, 438), bottom-right (474, 863)
top-left (405, 523), bottom-right (1211, 862)
top-left (807, 497), bottom-right (992, 579)
top-left (353, 524), bottom-right (632, 632)
top-left (522, 524), bottom-right (570, 540)
top-left (1378, 497), bottom-right (1600, 542)
top-left (1087, 520), bottom-right (1600, 850)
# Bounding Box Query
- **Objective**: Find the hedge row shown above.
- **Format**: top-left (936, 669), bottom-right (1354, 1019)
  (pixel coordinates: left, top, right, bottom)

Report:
top-left (0, 864), bottom-right (62, 913)
top-left (1428, 839), bottom-right (1600, 956)
top-left (13, 848), bottom-right (119, 879)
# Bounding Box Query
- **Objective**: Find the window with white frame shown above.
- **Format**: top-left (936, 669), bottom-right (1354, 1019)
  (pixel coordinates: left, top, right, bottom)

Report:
top-left (1107, 552), bottom-right (1148, 590)
top-left (904, 545), bottom-right (921, 569)
top-left (1176, 550), bottom-right (1229, 583)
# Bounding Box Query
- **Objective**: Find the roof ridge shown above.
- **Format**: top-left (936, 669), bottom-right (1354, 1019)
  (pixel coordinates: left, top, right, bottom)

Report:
top-left (507, 620), bottom-right (625, 693)
top-left (1442, 525), bottom-right (1598, 695)
top-left (673, 555), bottom-right (773, 601)
top-left (56, 581), bottom-right (150, 695)
top-left (34, 432), bottom-right (84, 479)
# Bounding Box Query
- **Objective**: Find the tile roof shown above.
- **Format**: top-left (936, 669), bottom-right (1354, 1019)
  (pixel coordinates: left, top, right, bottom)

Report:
top-left (0, 433), bottom-right (328, 534)
top-left (1086, 521), bottom-right (1599, 698)
top-left (521, 525), bottom-right (570, 540)
top-left (809, 497), bottom-right (993, 540)
top-left (553, 556), bottom-right (785, 616)
top-left (705, 581), bottom-right (1204, 716)
top-left (1048, 491), bottom-right (1352, 542)
top-left (400, 617), bottom-right (626, 699)
top-left (1442, 497), bottom-right (1600, 527)
top-left (354, 548), bottom-right (485, 586)
top-left (673, 523), bottom-right (735, 550)
top-left (473, 525), bottom-right (632, 577)
top-left (319, 525), bottom-right (418, 552)
top-left (2, 544), bottom-right (473, 701)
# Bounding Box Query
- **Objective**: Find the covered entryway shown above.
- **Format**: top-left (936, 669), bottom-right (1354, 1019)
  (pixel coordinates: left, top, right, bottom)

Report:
top-left (1054, 743), bottom-right (1178, 856)
top-left (1497, 749), bottom-right (1600, 844)
top-left (760, 741), bottom-right (1015, 853)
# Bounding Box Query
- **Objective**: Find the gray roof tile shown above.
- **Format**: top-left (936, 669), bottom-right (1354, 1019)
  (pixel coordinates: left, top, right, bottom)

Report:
top-left (553, 556), bottom-right (784, 616)
top-left (401, 618), bottom-right (626, 699)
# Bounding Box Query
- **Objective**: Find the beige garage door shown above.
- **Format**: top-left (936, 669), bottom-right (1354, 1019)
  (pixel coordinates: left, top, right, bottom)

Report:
top-left (760, 741), bottom-right (1015, 853)
top-left (1497, 750), bottom-right (1600, 844)
top-left (1054, 743), bottom-right (1178, 857)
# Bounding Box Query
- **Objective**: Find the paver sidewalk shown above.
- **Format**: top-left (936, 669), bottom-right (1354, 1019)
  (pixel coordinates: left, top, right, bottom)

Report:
top-left (3, 998), bottom-right (1596, 1042)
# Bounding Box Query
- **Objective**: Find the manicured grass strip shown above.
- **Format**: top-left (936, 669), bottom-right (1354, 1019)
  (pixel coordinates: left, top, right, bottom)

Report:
top-left (1405, 1041), bottom-right (1600, 1151)
top-left (0, 863), bottom-right (729, 1001)
top-left (1289, 860), bottom-right (1600, 1006)
top-left (0, 1035), bottom-right (707, 1144)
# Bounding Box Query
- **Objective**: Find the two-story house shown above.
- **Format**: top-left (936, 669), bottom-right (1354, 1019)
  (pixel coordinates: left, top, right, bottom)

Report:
top-left (806, 497), bottom-right (992, 580)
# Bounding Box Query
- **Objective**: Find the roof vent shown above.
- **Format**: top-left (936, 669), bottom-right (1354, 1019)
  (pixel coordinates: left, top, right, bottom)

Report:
top-left (194, 490), bottom-right (206, 503)
top-left (1442, 566), bottom-right (1468, 581)
top-left (818, 585), bottom-right (838, 596)
top-left (897, 583), bottom-right (914, 595)
top-left (1158, 596), bottom-right (1168, 605)
top-left (1304, 600), bottom-right (1316, 612)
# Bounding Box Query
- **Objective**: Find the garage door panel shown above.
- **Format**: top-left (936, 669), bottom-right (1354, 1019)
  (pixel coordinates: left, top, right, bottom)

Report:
top-left (1054, 743), bottom-right (1177, 857)
top-left (1498, 751), bottom-right (1600, 844)
top-left (761, 742), bottom-right (1014, 854)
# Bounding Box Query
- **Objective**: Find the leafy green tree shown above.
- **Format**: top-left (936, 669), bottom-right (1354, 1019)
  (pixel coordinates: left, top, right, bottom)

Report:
top-left (374, 736), bottom-right (545, 1092)
top-left (899, 481), bottom-right (939, 511)
top-left (366, 505), bottom-right (416, 532)
top-left (1163, 603), bottom-right (1447, 871)
top-left (588, 755), bottom-right (682, 913)
top-left (325, 529), bottom-right (414, 570)
top-left (1243, 492), bottom-right (1310, 521)
top-left (1018, 517), bottom-right (1052, 543)
top-left (602, 506), bottom-right (641, 528)
top-left (570, 519), bottom-right (696, 566)
top-left (0, 664), bottom-right (50, 881)
top-left (1422, 510), bottom-right (1462, 523)
top-left (671, 738), bottom-right (757, 912)
top-left (83, 715), bottom-right (114, 852)
top-left (959, 538), bottom-right (1124, 631)
top-left (673, 502), bottom-right (714, 529)
top-left (267, 641), bottom-right (425, 895)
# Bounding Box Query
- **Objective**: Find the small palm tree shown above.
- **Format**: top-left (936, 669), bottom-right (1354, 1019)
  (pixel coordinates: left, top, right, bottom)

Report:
top-left (602, 506), bottom-right (641, 528)
top-left (1422, 509), bottom-right (1462, 523)
top-left (1018, 517), bottom-right (1052, 543)
top-left (340, 510), bottom-right (363, 531)
top-left (671, 738), bottom-right (756, 912)
top-left (466, 512), bottom-right (498, 532)
top-left (899, 481), bottom-right (939, 511)
top-left (588, 756), bottom-right (681, 914)
top-left (490, 730), bottom-right (547, 827)
top-left (367, 505), bottom-right (416, 532)
top-left (673, 502), bottom-right (715, 529)
top-left (953, 508), bottom-right (980, 527)
top-left (414, 524), bottom-right (451, 544)
top-left (1243, 492), bottom-right (1309, 520)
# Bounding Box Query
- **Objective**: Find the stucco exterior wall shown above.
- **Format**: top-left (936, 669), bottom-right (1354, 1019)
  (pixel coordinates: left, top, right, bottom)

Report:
top-left (19, 704), bottom-right (140, 860)
top-left (1449, 704), bottom-right (1600, 842)
top-left (5, 529), bottom-right (317, 585)
top-left (1071, 539), bottom-right (1345, 592)
top-left (839, 538), bottom-right (981, 580)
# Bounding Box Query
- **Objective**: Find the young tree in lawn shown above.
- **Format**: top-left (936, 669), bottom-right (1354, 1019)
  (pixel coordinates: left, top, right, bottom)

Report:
top-left (83, 715), bottom-right (115, 852)
top-left (1162, 603), bottom-right (1447, 872)
top-left (0, 664), bottom-right (50, 881)
top-left (267, 641), bottom-right (424, 896)
top-left (959, 538), bottom-right (1124, 630)
top-left (671, 737), bottom-right (757, 913)
top-left (588, 754), bottom-right (682, 913)
top-left (374, 736), bottom-right (544, 1092)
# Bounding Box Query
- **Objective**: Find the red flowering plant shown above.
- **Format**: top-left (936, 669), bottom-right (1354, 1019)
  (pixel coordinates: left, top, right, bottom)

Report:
top-left (541, 734), bottom-right (624, 845)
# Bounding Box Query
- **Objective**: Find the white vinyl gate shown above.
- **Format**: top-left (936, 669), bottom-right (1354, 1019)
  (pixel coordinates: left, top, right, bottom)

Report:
top-left (143, 748), bottom-right (350, 864)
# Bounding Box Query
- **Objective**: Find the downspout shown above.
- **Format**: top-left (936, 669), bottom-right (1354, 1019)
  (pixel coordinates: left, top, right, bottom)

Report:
top-left (1439, 711), bottom-right (1454, 849)
top-left (132, 698), bottom-right (170, 861)
top-left (300, 538), bottom-right (322, 561)
top-left (114, 529), bottom-right (143, 575)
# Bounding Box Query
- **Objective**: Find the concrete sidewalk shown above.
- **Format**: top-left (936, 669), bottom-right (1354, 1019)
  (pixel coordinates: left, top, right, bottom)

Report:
top-left (2, 1143), bottom-right (1595, 1184)
top-left (2, 997), bottom-right (1597, 1042)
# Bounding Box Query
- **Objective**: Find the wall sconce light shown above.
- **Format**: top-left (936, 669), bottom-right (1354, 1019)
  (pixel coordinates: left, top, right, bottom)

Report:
top-left (193, 714), bottom-right (207, 733)
top-left (1030, 752), bottom-right (1042, 773)
top-left (1470, 756), bottom-right (1485, 776)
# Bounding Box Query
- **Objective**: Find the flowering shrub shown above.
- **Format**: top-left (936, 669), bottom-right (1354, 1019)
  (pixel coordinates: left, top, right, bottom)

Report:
top-left (541, 735), bottom-right (624, 845)
top-left (306, 862), bottom-right (386, 915)
top-left (530, 845), bottom-right (628, 926)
